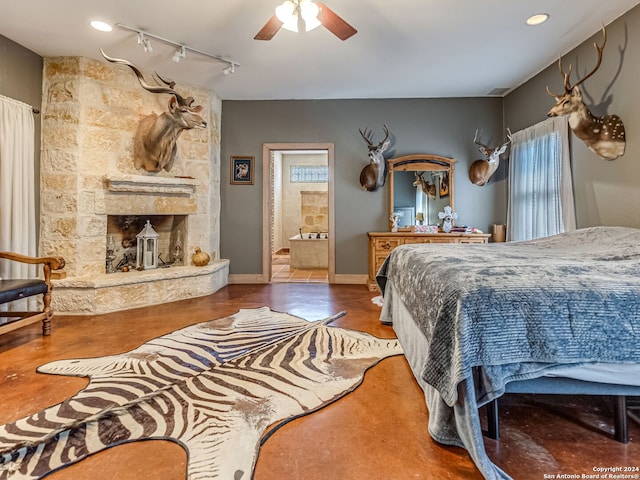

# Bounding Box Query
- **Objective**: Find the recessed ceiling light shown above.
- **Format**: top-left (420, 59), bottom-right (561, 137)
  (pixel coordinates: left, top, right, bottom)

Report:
top-left (526, 13), bottom-right (550, 26)
top-left (90, 20), bottom-right (113, 32)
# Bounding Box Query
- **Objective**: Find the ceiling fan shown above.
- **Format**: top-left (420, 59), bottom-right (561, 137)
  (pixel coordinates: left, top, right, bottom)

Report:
top-left (254, 0), bottom-right (357, 41)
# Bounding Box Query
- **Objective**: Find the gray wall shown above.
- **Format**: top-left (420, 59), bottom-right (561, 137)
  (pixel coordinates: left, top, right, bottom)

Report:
top-left (0, 34), bottom-right (44, 241)
top-left (504, 5), bottom-right (640, 229)
top-left (221, 98), bottom-right (505, 275)
top-left (11, 4), bottom-right (638, 279)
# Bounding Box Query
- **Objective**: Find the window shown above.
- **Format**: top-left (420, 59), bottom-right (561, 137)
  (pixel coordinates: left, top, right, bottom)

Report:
top-left (507, 117), bottom-right (576, 241)
top-left (290, 165), bottom-right (328, 183)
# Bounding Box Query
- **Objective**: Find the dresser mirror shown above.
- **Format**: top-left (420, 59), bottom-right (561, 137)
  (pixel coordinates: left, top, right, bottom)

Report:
top-left (388, 154), bottom-right (455, 229)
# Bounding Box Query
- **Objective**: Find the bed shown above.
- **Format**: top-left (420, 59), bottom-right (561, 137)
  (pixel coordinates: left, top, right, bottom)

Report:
top-left (376, 226), bottom-right (640, 480)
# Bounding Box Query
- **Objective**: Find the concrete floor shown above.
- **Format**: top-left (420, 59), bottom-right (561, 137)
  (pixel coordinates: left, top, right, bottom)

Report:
top-left (0, 283), bottom-right (638, 479)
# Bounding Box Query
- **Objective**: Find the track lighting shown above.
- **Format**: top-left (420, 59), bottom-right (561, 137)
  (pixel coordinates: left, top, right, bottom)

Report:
top-left (114, 23), bottom-right (240, 73)
top-left (172, 46), bottom-right (186, 63)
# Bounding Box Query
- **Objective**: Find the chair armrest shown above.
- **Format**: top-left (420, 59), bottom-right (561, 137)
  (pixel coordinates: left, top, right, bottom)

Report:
top-left (0, 252), bottom-right (66, 284)
top-left (0, 252), bottom-right (65, 271)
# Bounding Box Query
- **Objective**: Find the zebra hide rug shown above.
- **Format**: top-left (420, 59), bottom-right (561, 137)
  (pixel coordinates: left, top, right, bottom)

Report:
top-left (0, 307), bottom-right (402, 479)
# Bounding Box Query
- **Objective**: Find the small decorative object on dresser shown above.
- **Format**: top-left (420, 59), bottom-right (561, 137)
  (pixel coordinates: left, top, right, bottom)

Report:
top-left (390, 213), bottom-right (400, 233)
top-left (437, 205), bottom-right (457, 233)
top-left (192, 247), bottom-right (210, 266)
top-left (367, 231), bottom-right (490, 291)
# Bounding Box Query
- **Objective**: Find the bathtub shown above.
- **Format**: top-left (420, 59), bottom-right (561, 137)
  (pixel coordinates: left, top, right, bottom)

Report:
top-left (289, 234), bottom-right (328, 269)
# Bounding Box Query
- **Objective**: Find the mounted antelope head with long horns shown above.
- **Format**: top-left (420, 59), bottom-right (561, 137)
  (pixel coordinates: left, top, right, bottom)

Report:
top-left (468, 128), bottom-right (512, 186)
top-left (358, 124), bottom-right (391, 192)
top-left (413, 172), bottom-right (436, 198)
top-left (546, 26), bottom-right (625, 160)
top-left (100, 49), bottom-right (207, 173)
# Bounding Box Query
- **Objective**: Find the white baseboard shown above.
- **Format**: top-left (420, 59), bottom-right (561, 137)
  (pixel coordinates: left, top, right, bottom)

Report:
top-left (333, 274), bottom-right (367, 284)
top-left (228, 274), bottom-right (265, 284)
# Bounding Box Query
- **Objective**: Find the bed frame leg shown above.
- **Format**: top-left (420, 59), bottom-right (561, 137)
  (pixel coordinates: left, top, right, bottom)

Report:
top-left (613, 396), bottom-right (628, 444)
top-left (485, 399), bottom-right (500, 440)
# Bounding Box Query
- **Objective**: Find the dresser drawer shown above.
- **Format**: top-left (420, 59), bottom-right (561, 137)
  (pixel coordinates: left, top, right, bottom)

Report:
top-left (374, 254), bottom-right (391, 272)
top-left (457, 238), bottom-right (488, 244)
top-left (373, 238), bottom-right (401, 252)
top-left (403, 237), bottom-right (445, 244)
top-left (404, 236), bottom-right (456, 244)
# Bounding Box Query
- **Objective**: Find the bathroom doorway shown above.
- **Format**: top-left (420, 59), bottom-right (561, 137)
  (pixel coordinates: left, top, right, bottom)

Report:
top-left (262, 143), bottom-right (335, 284)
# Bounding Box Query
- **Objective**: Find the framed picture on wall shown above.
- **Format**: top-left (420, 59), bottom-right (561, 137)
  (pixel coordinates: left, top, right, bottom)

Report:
top-left (230, 156), bottom-right (254, 185)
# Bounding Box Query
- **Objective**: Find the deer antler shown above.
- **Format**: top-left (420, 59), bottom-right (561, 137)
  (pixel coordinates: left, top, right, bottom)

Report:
top-left (474, 129), bottom-right (491, 157)
top-left (546, 26), bottom-right (606, 97)
top-left (574, 26), bottom-right (606, 89)
top-left (153, 72), bottom-right (176, 89)
top-left (100, 48), bottom-right (191, 107)
top-left (359, 124), bottom-right (390, 150)
top-left (378, 124), bottom-right (390, 149)
top-left (359, 127), bottom-right (374, 147)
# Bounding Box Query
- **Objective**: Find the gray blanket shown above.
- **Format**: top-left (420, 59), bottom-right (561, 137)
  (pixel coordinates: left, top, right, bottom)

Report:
top-left (377, 226), bottom-right (640, 479)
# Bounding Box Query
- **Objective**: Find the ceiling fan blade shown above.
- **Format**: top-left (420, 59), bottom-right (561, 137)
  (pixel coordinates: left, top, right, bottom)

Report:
top-left (254, 15), bottom-right (283, 41)
top-left (316, 2), bottom-right (357, 41)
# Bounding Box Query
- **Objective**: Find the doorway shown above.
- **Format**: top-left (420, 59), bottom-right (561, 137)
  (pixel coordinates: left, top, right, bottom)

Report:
top-left (262, 143), bottom-right (335, 284)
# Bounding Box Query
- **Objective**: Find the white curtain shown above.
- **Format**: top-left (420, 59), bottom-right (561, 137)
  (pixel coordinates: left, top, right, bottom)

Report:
top-left (0, 94), bottom-right (37, 282)
top-left (507, 116), bottom-right (576, 241)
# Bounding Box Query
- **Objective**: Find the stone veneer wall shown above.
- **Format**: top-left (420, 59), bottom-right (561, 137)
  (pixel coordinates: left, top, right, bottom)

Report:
top-left (40, 56), bottom-right (228, 314)
top-left (301, 191), bottom-right (329, 233)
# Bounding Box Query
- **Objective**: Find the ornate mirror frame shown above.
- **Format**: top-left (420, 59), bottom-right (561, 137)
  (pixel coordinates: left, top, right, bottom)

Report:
top-left (387, 154), bottom-right (456, 231)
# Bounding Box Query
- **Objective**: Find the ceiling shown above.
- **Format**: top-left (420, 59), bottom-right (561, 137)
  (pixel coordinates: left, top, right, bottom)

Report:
top-left (1, 1), bottom-right (639, 100)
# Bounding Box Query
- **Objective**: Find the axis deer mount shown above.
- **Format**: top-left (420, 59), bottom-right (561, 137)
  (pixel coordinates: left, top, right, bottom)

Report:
top-left (100, 49), bottom-right (207, 173)
top-left (358, 125), bottom-right (391, 192)
top-left (546, 26), bottom-right (625, 160)
top-left (468, 129), bottom-right (512, 186)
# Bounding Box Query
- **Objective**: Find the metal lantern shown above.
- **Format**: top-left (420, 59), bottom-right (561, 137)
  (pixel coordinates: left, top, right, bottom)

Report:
top-left (136, 220), bottom-right (159, 270)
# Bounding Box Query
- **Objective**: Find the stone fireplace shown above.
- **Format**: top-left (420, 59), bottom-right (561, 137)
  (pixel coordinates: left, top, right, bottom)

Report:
top-left (39, 56), bottom-right (228, 314)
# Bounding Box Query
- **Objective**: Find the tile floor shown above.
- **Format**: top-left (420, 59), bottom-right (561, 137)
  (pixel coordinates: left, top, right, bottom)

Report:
top-left (271, 251), bottom-right (328, 283)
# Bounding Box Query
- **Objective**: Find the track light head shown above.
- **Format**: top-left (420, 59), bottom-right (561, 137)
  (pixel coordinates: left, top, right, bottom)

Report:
top-left (172, 46), bottom-right (186, 63)
top-left (137, 32), bottom-right (153, 53)
top-left (222, 63), bottom-right (236, 75)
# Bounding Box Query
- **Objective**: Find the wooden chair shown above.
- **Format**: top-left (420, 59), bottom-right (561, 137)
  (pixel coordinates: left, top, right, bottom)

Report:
top-left (0, 252), bottom-right (65, 336)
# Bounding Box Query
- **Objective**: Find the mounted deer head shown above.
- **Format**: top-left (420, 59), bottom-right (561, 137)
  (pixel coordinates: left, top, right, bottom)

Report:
top-left (413, 172), bottom-right (436, 198)
top-left (468, 128), bottom-right (512, 186)
top-left (100, 49), bottom-right (207, 173)
top-left (358, 124), bottom-right (391, 192)
top-left (546, 26), bottom-right (625, 160)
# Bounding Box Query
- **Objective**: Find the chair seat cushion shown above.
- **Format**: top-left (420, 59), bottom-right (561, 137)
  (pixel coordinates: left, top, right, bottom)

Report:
top-left (0, 279), bottom-right (48, 304)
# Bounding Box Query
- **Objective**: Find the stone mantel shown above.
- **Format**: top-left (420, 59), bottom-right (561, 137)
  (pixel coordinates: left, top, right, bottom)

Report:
top-left (105, 174), bottom-right (198, 196)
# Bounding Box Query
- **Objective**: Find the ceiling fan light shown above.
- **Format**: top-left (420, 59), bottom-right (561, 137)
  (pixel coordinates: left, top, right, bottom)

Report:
top-left (276, 0), bottom-right (321, 33)
top-left (276, 1), bottom-right (297, 29)
top-left (300, 1), bottom-right (321, 31)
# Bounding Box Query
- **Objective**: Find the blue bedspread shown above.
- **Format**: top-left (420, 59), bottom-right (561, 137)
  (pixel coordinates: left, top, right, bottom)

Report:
top-left (377, 226), bottom-right (640, 479)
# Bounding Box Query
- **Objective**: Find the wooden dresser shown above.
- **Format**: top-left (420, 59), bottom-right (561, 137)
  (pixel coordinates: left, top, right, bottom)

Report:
top-left (367, 232), bottom-right (490, 291)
